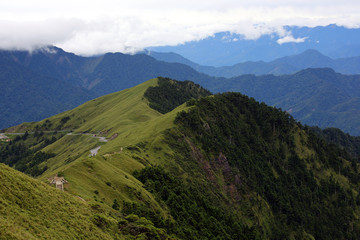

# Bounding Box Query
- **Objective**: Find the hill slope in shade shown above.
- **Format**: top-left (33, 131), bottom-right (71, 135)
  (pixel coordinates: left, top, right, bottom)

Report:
top-left (0, 46), bottom-right (214, 95)
top-left (0, 55), bottom-right (94, 130)
top-left (86, 52), bottom-right (213, 96)
top-left (310, 126), bottom-right (360, 159)
top-left (2, 78), bottom-right (360, 239)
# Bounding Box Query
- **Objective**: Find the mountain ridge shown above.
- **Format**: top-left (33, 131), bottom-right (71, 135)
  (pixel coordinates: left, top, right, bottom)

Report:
top-left (147, 49), bottom-right (360, 77)
top-left (2, 78), bottom-right (360, 239)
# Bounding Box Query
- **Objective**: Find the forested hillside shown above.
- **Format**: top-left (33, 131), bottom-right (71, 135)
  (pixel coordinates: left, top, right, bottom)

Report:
top-left (151, 92), bottom-right (360, 239)
top-left (0, 54), bottom-right (94, 129)
top-left (310, 126), bottom-right (360, 159)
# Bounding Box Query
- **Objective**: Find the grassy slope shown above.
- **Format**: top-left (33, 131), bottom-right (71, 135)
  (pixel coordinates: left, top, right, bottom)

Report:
top-left (6, 78), bottom-right (187, 213)
top-left (0, 163), bottom-right (117, 240)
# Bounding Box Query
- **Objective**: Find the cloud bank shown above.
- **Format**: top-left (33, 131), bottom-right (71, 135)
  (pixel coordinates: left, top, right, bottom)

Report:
top-left (0, 0), bottom-right (360, 55)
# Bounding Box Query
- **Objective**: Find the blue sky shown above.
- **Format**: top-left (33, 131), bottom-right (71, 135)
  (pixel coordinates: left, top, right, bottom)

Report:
top-left (0, 0), bottom-right (359, 55)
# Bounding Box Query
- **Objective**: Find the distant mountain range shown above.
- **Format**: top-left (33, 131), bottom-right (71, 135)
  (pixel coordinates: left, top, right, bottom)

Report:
top-left (204, 68), bottom-right (360, 135)
top-left (0, 47), bottom-right (213, 129)
top-left (0, 51), bottom-right (94, 129)
top-left (146, 49), bottom-right (360, 77)
top-left (148, 24), bottom-right (360, 66)
top-left (1, 46), bottom-right (360, 136)
top-left (1, 47), bottom-right (212, 96)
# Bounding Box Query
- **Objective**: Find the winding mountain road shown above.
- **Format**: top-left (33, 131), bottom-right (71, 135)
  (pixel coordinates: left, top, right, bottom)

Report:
top-left (67, 132), bottom-right (108, 142)
top-left (2, 131), bottom-right (107, 156)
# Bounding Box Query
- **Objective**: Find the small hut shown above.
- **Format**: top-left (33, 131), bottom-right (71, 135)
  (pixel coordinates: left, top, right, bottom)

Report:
top-left (48, 175), bottom-right (68, 191)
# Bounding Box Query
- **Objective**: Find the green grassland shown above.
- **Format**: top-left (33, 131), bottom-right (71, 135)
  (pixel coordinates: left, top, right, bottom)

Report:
top-left (3, 78), bottom-right (196, 226)
top-left (33, 79), bottom-right (190, 208)
top-left (0, 162), bottom-right (172, 240)
top-left (0, 163), bottom-right (121, 239)
top-left (5, 78), bottom-right (202, 206)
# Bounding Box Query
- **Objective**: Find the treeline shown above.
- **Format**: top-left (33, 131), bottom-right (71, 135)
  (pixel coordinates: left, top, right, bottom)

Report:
top-left (144, 77), bottom-right (211, 114)
top-left (0, 131), bottom-right (61, 176)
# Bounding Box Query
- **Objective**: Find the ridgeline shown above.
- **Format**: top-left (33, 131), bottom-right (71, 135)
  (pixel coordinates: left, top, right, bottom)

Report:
top-left (1, 77), bottom-right (360, 239)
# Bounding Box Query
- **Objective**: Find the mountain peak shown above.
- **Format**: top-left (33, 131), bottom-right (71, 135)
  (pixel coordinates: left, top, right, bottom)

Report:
top-left (301, 49), bottom-right (327, 56)
top-left (272, 49), bottom-right (334, 69)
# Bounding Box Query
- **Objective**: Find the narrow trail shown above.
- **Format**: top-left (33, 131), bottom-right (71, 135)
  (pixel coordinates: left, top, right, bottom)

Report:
top-left (66, 132), bottom-right (108, 156)
top-left (90, 146), bottom-right (101, 156)
top-left (97, 137), bottom-right (107, 142)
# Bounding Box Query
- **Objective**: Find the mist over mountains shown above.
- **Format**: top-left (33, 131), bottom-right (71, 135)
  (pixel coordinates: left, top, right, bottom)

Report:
top-left (148, 25), bottom-right (360, 66)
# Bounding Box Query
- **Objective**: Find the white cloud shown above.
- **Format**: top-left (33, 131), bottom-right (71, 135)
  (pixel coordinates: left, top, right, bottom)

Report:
top-left (0, 0), bottom-right (360, 55)
top-left (0, 18), bottom-right (85, 51)
top-left (277, 36), bottom-right (308, 44)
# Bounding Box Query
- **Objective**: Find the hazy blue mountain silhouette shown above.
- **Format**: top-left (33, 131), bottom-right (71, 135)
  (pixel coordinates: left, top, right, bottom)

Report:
top-left (148, 25), bottom-right (360, 66)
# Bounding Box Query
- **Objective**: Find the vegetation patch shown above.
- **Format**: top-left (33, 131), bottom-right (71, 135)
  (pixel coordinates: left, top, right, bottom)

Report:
top-left (144, 77), bottom-right (211, 114)
top-left (310, 126), bottom-right (360, 159)
top-left (133, 166), bottom-right (254, 239)
top-left (0, 131), bottom-right (63, 176)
